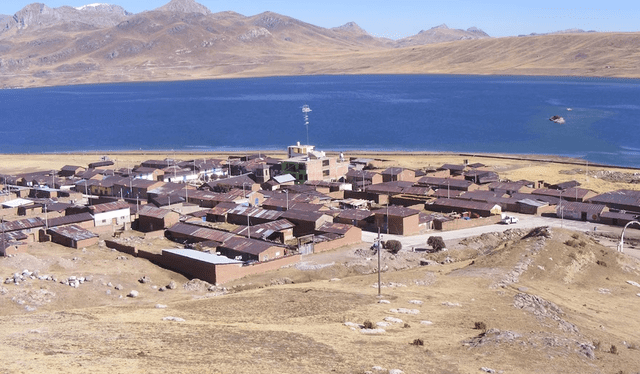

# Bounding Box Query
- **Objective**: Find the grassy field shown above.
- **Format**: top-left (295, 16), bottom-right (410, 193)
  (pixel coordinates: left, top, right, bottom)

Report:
top-left (1, 227), bottom-right (639, 373)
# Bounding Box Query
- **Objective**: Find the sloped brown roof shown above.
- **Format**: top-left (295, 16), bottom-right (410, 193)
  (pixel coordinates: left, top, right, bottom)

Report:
top-left (372, 205), bottom-right (420, 218)
top-left (48, 212), bottom-right (94, 228)
top-left (317, 222), bottom-right (356, 235)
top-left (219, 236), bottom-right (283, 256)
top-left (89, 200), bottom-right (131, 213)
top-left (48, 224), bottom-right (98, 241)
top-left (167, 223), bottom-right (236, 243)
top-left (337, 209), bottom-right (374, 221)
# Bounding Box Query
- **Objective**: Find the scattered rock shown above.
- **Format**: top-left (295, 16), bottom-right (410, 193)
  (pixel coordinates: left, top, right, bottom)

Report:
top-left (378, 299), bottom-right (391, 304)
top-left (138, 276), bottom-right (151, 284)
top-left (420, 259), bottom-right (438, 266)
top-left (578, 342), bottom-right (596, 359)
top-left (344, 322), bottom-right (362, 328)
top-left (389, 308), bottom-right (420, 315)
top-left (106, 290), bottom-right (111, 295)
top-left (329, 278), bottom-right (341, 282)
top-left (0, 287), bottom-right (7, 295)
top-left (513, 293), bottom-right (578, 333)
top-left (442, 302), bottom-right (461, 307)
top-left (114, 284), bottom-right (123, 290)
top-left (372, 366), bottom-right (386, 372)
top-left (408, 300), bottom-right (423, 305)
top-left (167, 280), bottom-right (177, 290)
top-left (420, 320), bottom-right (434, 325)
top-left (376, 321), bottom-right (391, 327)
top-left (389, 370), bottom-right (404, 374)
top-left (107, 282), bottom-right (113, 287)
top-left (372, 282), bottom-right (406, 288)
top-left (463, 329), bottom-right (522, 348)
top-left (627, 280), bottom-right (640, 288)
top-left (481, 367), bottom-right (496, 373)
top-left (184, 279), bottom-right (215, 292)
top-left (384, 317), bottom-right (404, 324)
top-left (128, 290), bottom-right (139, 298)
top-left (162, 316), bottom-right (185, 322)
top-left (158, 287), bottom-right (166, 292)
top-left (360, 328), bottom-right (385, 335)
top-left (269, 277), bottom-right (293, 286)
top-left (155, 304), bottom-right (167, 309)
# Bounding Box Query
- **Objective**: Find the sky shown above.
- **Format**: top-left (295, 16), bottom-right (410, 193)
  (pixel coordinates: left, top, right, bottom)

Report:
top-left (0, 0), bottom-right (637, 39)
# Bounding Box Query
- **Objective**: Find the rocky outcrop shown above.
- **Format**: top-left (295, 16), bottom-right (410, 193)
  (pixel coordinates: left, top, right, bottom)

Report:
top-left (156, 0), bottom-right (212, 15)
top-left (3, 2), bottom-right (130, 34)
top-left (394, 24), bottom-right (490, 48)
top-left (550, 115), bottom-right (566, 124)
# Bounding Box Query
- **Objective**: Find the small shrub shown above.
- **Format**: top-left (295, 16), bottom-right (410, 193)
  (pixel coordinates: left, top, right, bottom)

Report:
top-left (403, 323), bottom-right (411, 328)
top-left (427, 236), bottom-right (446, 252)
top-left (474, 321), bottom-right (487, 331)
top-left (565, 239), bottom-right (580, 248)
top-left (571, 233), bottom-right (580, 239)
top-left (628, 342), bottom-right (639, 350)
top-left (362, 320), bottom-right (374, 329)
top-left (596, 260), bottom-right (607, 267)
top-left (593, 340), bottom-right (601, 350)
top-left (610, 345), bottom-right (618, 355)
top-left (384, 240), bottom-right (402, 254)
top-left (411, 338), bottom-right (424, 346)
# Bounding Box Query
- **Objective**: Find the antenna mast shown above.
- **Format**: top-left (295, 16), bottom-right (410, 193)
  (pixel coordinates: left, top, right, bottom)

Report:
top-left (302, 104), bottom-right (312, 146)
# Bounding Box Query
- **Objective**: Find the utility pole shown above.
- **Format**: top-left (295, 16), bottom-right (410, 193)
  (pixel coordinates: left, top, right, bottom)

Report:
top-left (559, 190), bottom-right (564, 228)
top-left (386, 199), bottom-right (389, 235)
top-left (1, 216), bottom-right (5, 254)
top-left (377, 228), bottom-right (382, 297)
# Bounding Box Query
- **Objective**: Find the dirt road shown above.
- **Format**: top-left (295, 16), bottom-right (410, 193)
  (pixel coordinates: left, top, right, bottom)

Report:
top-left (361, 214), bottom-right (640, 260)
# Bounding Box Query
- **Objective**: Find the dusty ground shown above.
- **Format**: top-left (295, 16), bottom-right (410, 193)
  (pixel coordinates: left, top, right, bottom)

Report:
top-left (1, 226), bottom-right (640, 374)
top-left (1, 153), bottom-right (640, 373)
top-left (1, 151), bottom-right (639, 194)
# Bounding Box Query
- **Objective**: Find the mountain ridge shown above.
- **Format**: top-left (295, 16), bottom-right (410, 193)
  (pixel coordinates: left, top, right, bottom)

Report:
top-left (0, 0), bottom-right (637, 89)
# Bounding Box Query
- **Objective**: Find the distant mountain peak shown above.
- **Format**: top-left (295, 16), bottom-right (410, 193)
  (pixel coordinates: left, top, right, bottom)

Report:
top-left (431, 23), bottom-right (449, 30)
top-left (333, 21), bottom-right (368, 35)
top-left (75, 3), bottom-right (108, 11)
top-left (156, 0), bottom-right (211, 15)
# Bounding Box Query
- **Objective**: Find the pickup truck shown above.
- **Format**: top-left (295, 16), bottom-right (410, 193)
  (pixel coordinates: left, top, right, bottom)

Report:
top-left (500, 215), bottom-right (519, 224)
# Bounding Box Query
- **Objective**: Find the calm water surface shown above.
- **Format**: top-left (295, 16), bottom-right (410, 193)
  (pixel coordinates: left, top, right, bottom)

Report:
top-left (0, 75), bottom-right (638, 166)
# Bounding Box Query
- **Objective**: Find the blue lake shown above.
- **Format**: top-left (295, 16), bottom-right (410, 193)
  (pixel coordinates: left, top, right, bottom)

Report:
top-left (0, 75), bottom-right (639, 167)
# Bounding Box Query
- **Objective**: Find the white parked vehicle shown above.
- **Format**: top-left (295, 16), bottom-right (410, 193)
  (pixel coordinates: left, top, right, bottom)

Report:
top-left (501, 214), bottom-right (519, 224)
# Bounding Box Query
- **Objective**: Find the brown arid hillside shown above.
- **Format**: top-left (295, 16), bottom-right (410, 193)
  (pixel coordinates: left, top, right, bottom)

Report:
top-left (1, 226), bottom-right (639, 373)
top-left (1, 0), bottom-right (638, 89)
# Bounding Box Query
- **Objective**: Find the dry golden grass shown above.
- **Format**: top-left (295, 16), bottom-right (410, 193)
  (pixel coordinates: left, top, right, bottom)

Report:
top-left (1, 227), bottom-right (640, 373)
top-left (3, 31), bottom-right (640, 89)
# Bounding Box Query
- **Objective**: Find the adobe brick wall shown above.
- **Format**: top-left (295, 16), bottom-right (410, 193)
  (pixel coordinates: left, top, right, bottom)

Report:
top-left (161, 250), bottom-right (218, 284)
top-left (105, 240), bottom-right (137, 256)
top-left (137, 248), bottom-right (164, 265)
top-left (214, 254), bottom-right (301, 285)
top-left (435, 215), bottom-right (501, 231)
top-left (314, 227), bottom-right (362, 253)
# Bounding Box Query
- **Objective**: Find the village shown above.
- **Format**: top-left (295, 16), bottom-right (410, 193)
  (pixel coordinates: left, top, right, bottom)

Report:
top-left (1, 142), bottom-right (640, 286)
